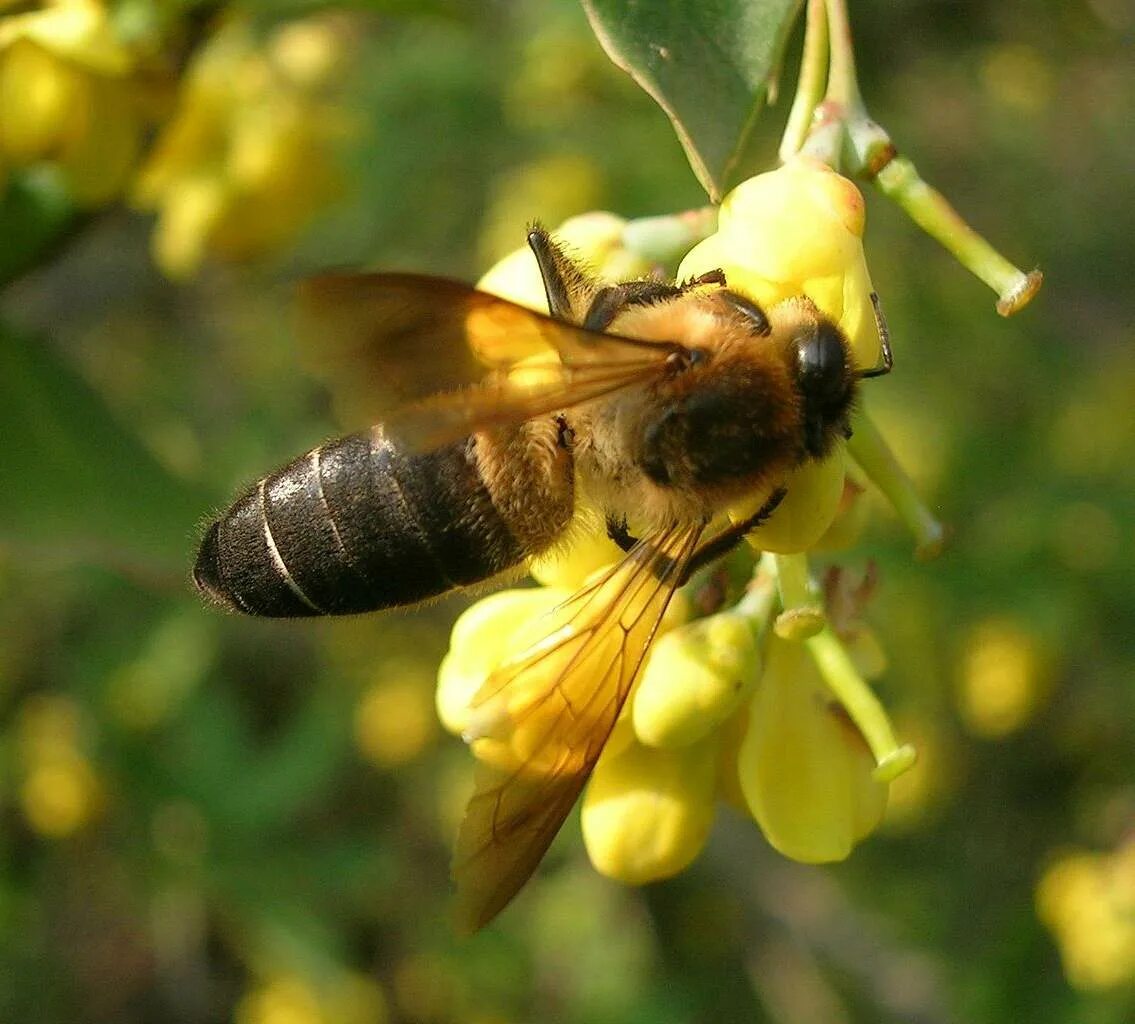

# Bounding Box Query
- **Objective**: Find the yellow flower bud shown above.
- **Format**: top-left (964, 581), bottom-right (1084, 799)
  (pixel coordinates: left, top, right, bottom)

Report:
top-left (677, 158), bottom-right (881, 369)
top-left (718, 157), bottom-right (865, 276)
top-left (736, 635), bottom-right (887, 862)
top-left (582, 735), bottom-right (718, 884)
top-left (729, 445), bottom-right (847, 555)
top-left (633, 611), bottom-right (759, 749)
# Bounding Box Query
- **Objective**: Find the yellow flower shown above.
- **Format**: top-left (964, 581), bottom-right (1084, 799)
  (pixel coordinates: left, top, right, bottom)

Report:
top-left (678, 156), bottom-right (881, 369)
top-left (0, 0), bottom-right (163, 206)
top-left (132, 15), bottom-right (348, 278)
top-left (735, 634), bottom-right (887, 862)
top-left (729, 444), bottom-right (848, 555)
top-left (436, 586), bottom-right (571, 737)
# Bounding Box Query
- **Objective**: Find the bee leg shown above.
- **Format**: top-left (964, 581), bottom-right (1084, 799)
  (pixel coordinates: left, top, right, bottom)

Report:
top-left (583, 267), bottom-right (731, 332)
top-left (605, 513), bottom-right (638, 553)
top-left (580, 281), bottom-right (684, 332)
top-left (677, 487), bottom-right (788, 585)
top-left (857, 292), bottom-right (894, 379)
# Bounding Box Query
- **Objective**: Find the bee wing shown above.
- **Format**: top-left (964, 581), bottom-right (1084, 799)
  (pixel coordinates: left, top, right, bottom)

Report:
top-left (297, 272), bottom-right (683, 433)
top-left (379, 353), bottom-right (671, 453)
top-left (451, 521), bottom-right (705, 933)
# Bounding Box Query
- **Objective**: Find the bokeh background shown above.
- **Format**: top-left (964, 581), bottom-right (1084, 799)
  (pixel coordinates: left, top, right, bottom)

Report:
top-left (1, 1), bottom-right (1133, 1022)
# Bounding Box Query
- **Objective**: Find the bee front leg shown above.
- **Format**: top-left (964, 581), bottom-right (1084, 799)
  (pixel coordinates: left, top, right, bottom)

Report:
top-left (677, 488), bottom-right (787, 585)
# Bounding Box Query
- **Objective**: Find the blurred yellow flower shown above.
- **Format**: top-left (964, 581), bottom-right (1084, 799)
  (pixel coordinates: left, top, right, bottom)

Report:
top-left (355, 668), bottom-right (438, 768)
top-left (479, 153), bottom-right (607, 267)
top-left (132, 15), bottom-right (349, 278)
top-left (16, 693), bottom-right (102, 837)
top-left (236, 972), bottom-right (388, 1024)
top-left (956, 615), bottom-right (1054, 738)
top-left (0, 0), bottom-right (165, 205)
top-left (1037, 843), bottom-right (1135, 990)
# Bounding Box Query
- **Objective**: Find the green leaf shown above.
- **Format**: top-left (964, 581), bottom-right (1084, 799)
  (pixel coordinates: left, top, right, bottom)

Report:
top-left (0, 324), bottom-right (203, 572)
top-left (581, 0), bottom-right (802, 201)
top-left (0, 170), bottom-right (79, 287)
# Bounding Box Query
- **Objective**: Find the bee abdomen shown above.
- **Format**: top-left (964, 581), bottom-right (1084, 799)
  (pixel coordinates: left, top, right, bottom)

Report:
top-left (194, 429), bottom-right (533, 617)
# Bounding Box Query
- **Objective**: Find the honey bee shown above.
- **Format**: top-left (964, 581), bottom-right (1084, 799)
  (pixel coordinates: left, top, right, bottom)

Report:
top-left (193, 226), bottom-right (892, 931)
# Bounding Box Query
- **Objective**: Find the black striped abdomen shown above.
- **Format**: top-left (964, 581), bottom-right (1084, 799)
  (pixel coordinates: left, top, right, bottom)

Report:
top-left (194, 429), bottom-right (535, 617)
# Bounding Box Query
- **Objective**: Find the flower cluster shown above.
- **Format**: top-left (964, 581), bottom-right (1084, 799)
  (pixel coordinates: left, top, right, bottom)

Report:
top-left (0, 0), bottom-right (166, 206)
top-left (132, 15), bottom-right (349, 279)
top-left (0, 2), bottom-right (350, 275)
top-left (439, 162), bottom-right (919, 890)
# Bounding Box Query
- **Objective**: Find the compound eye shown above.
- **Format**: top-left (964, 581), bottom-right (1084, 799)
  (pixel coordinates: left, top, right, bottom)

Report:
top-left (795, 320), bottom-right (849, 401)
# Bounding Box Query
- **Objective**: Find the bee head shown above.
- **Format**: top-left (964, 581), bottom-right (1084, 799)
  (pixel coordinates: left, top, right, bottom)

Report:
top-left (790, 316), bottom-right (857, 459)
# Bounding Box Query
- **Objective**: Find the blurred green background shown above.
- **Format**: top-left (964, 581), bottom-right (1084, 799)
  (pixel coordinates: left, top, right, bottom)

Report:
top-left (1, 1), bottom-right (1133, 1022)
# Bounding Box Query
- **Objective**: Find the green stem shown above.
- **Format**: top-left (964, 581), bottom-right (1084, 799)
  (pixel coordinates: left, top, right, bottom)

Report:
top-left (771, 553), bottom-right (825, 640)
top-left (823, 0), bottom-right (863, 111)
top-left (806, 627), bottom-right (916, 781)
top-left (846, 409), bottom-right (946, 560)
top-left (779, 0), bottom-right (829, 162)
top-left (735, 558), bottom-right (778, 632)
top-left (873, 155), bottom-right (1043, 315)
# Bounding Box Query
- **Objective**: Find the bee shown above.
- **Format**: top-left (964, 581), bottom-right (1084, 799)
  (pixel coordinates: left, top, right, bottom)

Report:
top-left (193, 226), bottom-right (892, 931)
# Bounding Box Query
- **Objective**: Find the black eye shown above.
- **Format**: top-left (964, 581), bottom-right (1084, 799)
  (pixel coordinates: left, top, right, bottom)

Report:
top-left (795, 320), bottom-right (849, 402)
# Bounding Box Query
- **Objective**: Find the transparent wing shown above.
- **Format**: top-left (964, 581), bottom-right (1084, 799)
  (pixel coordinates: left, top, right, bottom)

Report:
top-left (297, 272), bottom-right (685, 431)
top-left (451, 521), bottom-right (705, 933)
